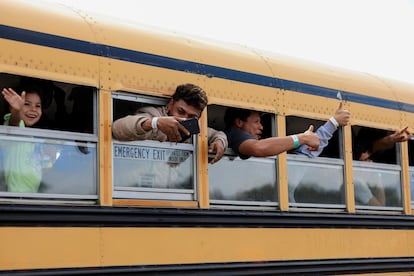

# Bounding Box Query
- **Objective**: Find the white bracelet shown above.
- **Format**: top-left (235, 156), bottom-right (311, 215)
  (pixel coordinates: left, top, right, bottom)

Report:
top-left (151, 117), bottom-right (159, 129)
top-left (291, 134), bottom-right (300, 148)
top-left (329, 117), bottom-right (339, 128)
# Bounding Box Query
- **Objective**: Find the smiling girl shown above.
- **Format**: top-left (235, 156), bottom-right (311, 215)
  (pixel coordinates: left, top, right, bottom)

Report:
top-left (1, 84), bottom-right (44, 193)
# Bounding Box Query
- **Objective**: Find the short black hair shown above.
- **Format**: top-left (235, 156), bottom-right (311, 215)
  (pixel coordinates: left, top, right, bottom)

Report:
top-left (16, 77), bottom-right (51, 108)
top-left (224, 107), bottom-right (259, 129)
top-left (17, 83), bottom-right (44, 104)
top-left (172, 83), bottom-right (208, 112)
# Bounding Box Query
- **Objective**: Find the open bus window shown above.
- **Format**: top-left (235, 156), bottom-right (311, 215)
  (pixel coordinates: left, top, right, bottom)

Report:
top-left (207, 105), bottom-right (278, 208)
top-left (286, 116), bottom-right (345, 208)
top-left (112, 92), bottom-right (197, 201)
top-left (0, 73), bottom-right (98, 202)
top-left (352, 126), bottom-right (399, 165)
top-left (352, 126), bottom-right (402, 210)
top-left (0, 73), bottom-right (95, 134)
top-left (286, 116), bottom-right (342, 158)
top-left (408, 139), bottom-right (414, 208)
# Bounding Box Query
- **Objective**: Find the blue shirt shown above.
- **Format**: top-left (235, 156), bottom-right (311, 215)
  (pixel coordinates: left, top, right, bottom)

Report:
top-left (225, 126), bottom-right (255, 160)
top-left (294, 120), bottom-right (338, 157)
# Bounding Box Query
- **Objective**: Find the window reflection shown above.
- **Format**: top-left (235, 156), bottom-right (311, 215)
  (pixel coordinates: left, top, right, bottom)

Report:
top-left (113, 142), bottom-right (194, 199)
top-left (0, 136), bottom-right (97, 197)
top-left (288, 155), bottom-right (344, 206)
top-left (209, 155), bottom-right (277, 205)
top-left (408, 140), bottom-right (414, 206)
top-left (40, 142), bottom-right (96, 195)
top-left (353, 164), bottom-right (401, 208)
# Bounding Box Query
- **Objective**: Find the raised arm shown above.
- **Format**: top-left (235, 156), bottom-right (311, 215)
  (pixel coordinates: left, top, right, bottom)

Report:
top-left (295, 101), bottom-right (350, 157)
top-left (2, 88), bottom-right (25, 126)
top-left (371, 126), bottom-right (412, 154)
top-left (239, 125), bottom-right (320, 157)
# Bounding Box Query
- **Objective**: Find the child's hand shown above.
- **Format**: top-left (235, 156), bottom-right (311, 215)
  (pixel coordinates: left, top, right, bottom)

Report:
top-left (2, 88), bottom-right (25, 112)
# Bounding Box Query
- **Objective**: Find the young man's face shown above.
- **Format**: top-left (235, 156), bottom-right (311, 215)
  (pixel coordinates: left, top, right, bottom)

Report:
top-left (238, 112), bottom-right (263, 140)
top-left (21, 92), bottom-right (42, 127)
top-left (166, 99), bottom-right (201, 119)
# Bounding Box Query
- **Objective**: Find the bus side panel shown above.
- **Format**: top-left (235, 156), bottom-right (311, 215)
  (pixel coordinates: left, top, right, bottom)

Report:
top-left (2, 227), bottom-right (414, 270)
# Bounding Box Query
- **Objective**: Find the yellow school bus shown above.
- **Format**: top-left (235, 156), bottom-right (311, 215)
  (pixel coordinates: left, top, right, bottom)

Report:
top-left (1, 0), bottom-right (414, 275)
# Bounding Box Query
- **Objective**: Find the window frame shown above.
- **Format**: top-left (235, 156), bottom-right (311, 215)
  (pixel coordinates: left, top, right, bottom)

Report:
top-left (0, 75), bottom-right (99, 204)
top-left (111, 92), bottom-right (199, 201)
top-left (207, 104), bottom-right (279, 209)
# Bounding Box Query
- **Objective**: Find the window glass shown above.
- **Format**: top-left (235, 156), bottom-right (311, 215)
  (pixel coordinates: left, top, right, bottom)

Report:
top-left (407, 139), bottom-right (414, 207)
top-left (209, 154), bottom-right (277, 206)
top-left (0, 135), bottom-right (96, 197)
top-left (410, 167), bottom-right (414, 208)
top-left (113, 141), bottom-right (195, 200)
top-left (353, 163), bottom-right (401, 209)
top-left (287, 155), bottom-right (345, 207)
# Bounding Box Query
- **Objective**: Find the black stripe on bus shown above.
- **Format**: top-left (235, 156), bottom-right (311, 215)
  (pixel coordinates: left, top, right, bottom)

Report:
top-left (3, 257), bottom-right (414, 275)
top-left (1, 204), bottom-right (414, 229)
top-left (1, 24), bottom-right (413, 113)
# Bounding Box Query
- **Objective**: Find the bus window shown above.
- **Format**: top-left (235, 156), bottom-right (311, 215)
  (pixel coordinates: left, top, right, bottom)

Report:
top-left (286, 116), bottom-right (345, 208)
top-left (408, 138), bottom-right (414, 208)
top-left (352, 126), bottom-right (402, 210)
top-left (0, 73), bottom-right (98, 202)
top-left (207, 105), bottom-right (278, 208)
top-left (112, 93), bottom-right (197, 201)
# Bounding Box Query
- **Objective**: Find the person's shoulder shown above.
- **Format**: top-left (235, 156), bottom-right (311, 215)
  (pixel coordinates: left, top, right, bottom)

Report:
top-left (226, 126), bottom-right (251, 138)
top-left (137, 105), bottom-right (165, 116)
top-left (208, 127), bottom-right (224, 135)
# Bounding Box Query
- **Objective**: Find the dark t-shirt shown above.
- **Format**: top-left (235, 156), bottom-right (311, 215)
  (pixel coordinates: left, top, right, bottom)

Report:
top-left (225, 127), bottom-right (255, 160)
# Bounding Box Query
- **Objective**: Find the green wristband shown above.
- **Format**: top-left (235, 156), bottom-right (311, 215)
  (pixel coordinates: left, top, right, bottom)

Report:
top-left (291, 135), bottom-right (300, 148)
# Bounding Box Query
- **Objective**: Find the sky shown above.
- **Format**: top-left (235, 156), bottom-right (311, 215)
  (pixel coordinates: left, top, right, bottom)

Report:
top-left (48, 0), bottom-right (414, 84)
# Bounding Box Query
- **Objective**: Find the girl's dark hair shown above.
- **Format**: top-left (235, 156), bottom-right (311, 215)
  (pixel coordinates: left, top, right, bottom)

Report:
top-left (172, 83), bottom-right (208, 112)
top-left (16, 78), bottom-right (47, 107)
